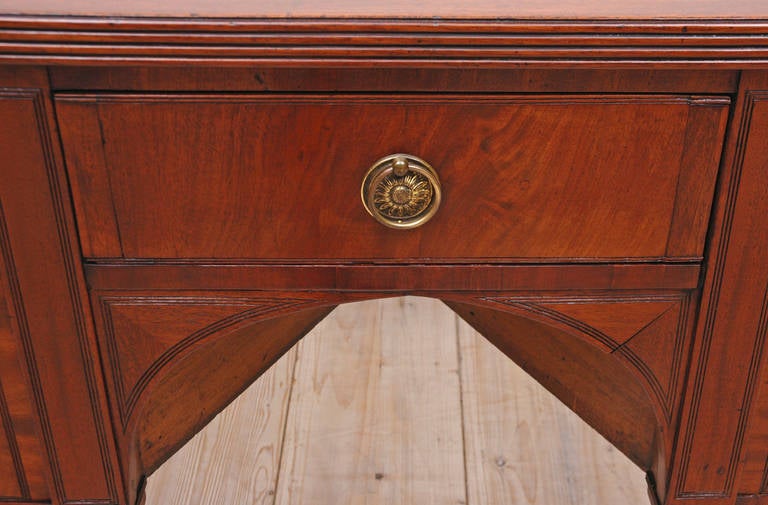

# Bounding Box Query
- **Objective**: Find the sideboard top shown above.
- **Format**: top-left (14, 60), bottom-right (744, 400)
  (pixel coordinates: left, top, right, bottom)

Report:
top-left (1, 0), bottom-right (767, 19)
top-left (1, 0), bottom-right (768, 68)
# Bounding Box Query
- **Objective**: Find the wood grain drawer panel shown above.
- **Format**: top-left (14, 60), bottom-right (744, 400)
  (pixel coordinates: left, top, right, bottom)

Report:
top-left (55, 94), bottom-right (729, 262)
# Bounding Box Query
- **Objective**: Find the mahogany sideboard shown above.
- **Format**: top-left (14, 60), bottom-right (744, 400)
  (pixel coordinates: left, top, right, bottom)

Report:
top-left (1, 2), bottom-right (768, 504)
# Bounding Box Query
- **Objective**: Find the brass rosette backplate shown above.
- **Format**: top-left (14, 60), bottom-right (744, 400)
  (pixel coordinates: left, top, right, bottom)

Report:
top-left (361, 154), bottom-right (442, 229)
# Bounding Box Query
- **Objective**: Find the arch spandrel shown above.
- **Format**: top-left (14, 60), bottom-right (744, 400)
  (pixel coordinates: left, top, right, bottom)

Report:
top-left (90, 291), bottom-right (691, 505)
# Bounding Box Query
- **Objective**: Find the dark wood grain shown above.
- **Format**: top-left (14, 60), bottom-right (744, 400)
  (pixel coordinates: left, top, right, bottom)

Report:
top-left (48, 68), bottom-right (739, 94)
top-left (84, 263), bottom-right (702, 292)
top-left (57, 94), bottom-right (728, 262)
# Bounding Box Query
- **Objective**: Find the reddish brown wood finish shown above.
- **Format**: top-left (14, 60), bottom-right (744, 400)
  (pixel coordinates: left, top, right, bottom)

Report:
top-left (446, 299), bottom-right (660, 463)
top-left (1, 9), bottom-right (768, 505)
top-left (48, 68), bottom-right (740, 94)
top-left (665, 71), bottom-right (768, 505)
top-left (100, 299), bottom-right (338, 498)
top-left (3, 13), bottom-right (768, 68)
top-left (4, 0), bottom-right (768, 19)
top-left (737, 497), bottom-right (768, 505)
top-left (84, 263), bottom-right (703, 292)
top-left (740, 379), bottom-right (768, 495)
top-left (0, 74), bottom-right (126, 505)
top-left (0, 219), bottom-right (49, 502)
top-left (446, 291), bottom-right (697, 500)
top-left (86, 287), bottom-right (691, 505)
top-left (57, 94), bottom-right (727, 262)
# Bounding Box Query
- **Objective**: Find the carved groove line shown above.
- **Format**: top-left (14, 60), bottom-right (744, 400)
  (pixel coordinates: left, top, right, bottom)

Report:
top-left (484, 293), bottom-right (683, 304)
top-left (481, 294), bottom-right (681, 349)
top-left (669, 294), bottom-right (691, 419)
top-left (87, 256), bottom-right (704, 265)
top-left (615, 297), bottom-right (689, 424)
top-left (613, 347), bottom-right (670, 422)
top-left (616, 294), bottom-right (691, 424)
top-left (99, 296), bottom-right (318, 428)
top-left (0, 205), bottom-right (29, 501)
top-left (751, 284), bottom-right (768, 496)
top-left (31, 88), bottom-right (120, 504)
top-left (0, 89), bottom-right (123, 505)
top-left (505, 302), bottom-right (618, 350)
top-left (3, 25), bottom-right (768, 67)
top-left (762, 444), bottom-right (768, 494)
top-left (93, 102), bottom-right (125, 258)
top-left (0, 334), bottom-right (30, 500)
top-left (70, 94), bottom-right (711, 106)
top-left (728, 283), bottom-right (768, 497)
top-left (676, 91), bottom-right (767, 499)
top-left (481, 294), bottom-right (685, 422)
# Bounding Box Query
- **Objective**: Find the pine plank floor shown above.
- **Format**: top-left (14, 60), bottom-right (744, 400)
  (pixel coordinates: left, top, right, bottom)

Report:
top-left (145, 297), bottom-right (648, 505)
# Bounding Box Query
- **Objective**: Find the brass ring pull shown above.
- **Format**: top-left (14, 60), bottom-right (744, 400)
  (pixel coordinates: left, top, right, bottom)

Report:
top-left (361, 153), bottom-right (442, 229)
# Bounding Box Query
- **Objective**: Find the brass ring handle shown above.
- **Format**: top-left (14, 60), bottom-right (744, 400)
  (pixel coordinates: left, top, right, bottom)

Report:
top-left (361, 153), bottom-right (442, 229)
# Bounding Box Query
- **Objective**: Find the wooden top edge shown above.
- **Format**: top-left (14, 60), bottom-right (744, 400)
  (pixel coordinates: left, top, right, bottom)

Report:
top-left (2, 15), bottom-right (768, 31)
top-left (2, 6), bottom-right (767, 67)
top-left (1, 0), bottom-right (768, 22)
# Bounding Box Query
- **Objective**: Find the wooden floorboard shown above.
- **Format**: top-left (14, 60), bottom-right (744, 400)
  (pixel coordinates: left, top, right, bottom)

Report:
top-left (456, 302), bottom-right (648, 505)
top-left (275, 296), bottom-right (466, 505)
top-left (145, 348), bottom-right (297, 505)
top-left (145, 296), bottom-right (648, 505)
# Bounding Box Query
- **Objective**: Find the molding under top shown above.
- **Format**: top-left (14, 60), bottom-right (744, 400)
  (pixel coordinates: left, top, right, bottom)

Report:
top-left (1, 4), bottom-right (768, 67)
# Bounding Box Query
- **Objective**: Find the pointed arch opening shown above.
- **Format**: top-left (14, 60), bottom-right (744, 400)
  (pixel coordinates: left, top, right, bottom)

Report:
top-left (96, 295), bottom-right (679, 505)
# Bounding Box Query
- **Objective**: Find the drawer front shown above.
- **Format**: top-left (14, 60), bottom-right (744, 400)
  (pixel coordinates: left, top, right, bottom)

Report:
top-left (55, 94), bottom-right (728, 262)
